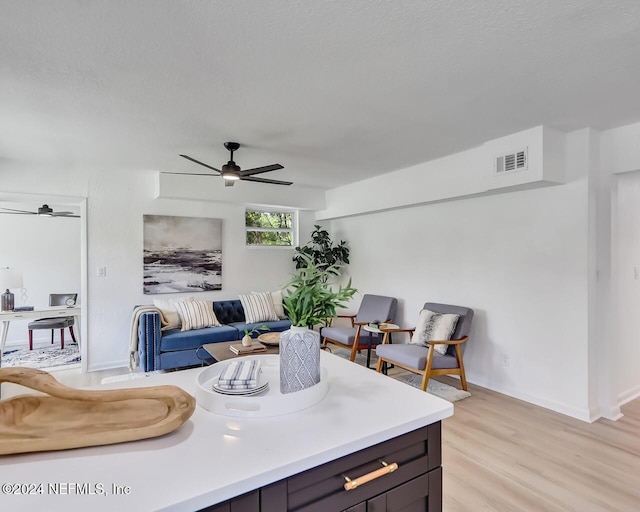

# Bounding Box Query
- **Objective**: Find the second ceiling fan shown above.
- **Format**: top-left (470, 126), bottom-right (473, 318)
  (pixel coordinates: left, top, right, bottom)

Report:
top-left (171, 142), bottom-right (292, 187)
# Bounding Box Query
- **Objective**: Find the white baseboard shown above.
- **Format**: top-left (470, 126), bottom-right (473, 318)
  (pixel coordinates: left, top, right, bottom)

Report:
top-left (468, 376), bottom-right (593, 422)
top-left (618, 384), bottom-right (640, 407)
top-left (87, 359), bottom-right (129, 372)
top-left (588, 405), bottom-right (623, 422)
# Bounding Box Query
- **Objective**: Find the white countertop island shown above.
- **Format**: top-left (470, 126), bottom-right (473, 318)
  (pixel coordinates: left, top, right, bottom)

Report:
top-left (0, 351), bottom-right (453, 512)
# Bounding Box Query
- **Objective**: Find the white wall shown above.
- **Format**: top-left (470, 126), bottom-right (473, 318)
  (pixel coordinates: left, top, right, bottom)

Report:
top-left (318, 126), bottom-right (566, 221)
top-left (0, 210), bottom-right (81, 346)
top-left (599, 120), bottom-right (640, 411)
top-left (158, 173), bottom-right (327, 210)
top-left (331, 175), bottom-right (591, 419)
top-left (2, 168), bottom-right (315, 370)
top-left (321, 127), bottom-right (598, 420)
top-left (613, 171), bottom-right (640, 405)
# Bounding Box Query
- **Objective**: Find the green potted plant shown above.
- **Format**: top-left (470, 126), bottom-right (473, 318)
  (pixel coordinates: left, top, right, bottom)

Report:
top-left (280, 254), bottom-right (357, 394)
top-left (293, 225), bottom-right (350, 280)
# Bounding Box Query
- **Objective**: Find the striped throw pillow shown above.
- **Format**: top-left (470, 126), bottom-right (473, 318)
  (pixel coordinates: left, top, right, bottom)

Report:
top-left (410, 309), bottom-right (459, 356)
top-left (251, 290), bottom-right (286, 319)
top-left (174, 300), bottom-right (221, 331)
top-left (239, 292), bottom-right (279, 323)
top-left (153, 296), bottom-right (194, 331)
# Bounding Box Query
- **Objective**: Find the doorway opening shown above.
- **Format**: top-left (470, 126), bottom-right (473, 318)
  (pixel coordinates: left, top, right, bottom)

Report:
top-left (0, 192), bottom-right (87, 373)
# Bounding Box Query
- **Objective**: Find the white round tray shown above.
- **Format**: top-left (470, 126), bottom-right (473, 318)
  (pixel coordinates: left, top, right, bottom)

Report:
top-left (195, 354), bottom-right (329, 417)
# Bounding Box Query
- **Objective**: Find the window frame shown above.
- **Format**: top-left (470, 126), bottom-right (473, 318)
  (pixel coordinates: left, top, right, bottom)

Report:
top-left (245, 207), bottom-right (298, 248)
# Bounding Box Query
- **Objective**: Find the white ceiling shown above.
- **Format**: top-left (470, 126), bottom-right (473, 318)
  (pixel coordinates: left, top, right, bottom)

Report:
top-left (1, 1), bottom-right (639, 189)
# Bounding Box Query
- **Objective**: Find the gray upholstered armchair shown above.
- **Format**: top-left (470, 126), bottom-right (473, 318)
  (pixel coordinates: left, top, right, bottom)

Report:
top-left (322, 294), bottom-right (398, 365)
top-left (375, 302), bottom-right (474, 391)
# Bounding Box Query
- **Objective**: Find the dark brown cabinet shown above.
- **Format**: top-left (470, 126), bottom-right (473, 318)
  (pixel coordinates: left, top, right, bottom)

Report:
top-left (366, 469), bottom-right (441, 512)
top-left (200, 423), bottom-right (442, 512)
top-left (202, 490), bottom-right (259, 512)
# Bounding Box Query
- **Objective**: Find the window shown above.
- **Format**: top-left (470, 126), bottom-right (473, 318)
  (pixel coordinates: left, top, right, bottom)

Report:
top-left (245, 209), bottom-right (296, 247)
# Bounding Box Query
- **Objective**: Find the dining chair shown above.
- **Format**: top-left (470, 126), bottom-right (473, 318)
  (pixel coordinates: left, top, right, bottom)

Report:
top-left (375, 302), bottom-right (474, 391)
top-left (28, 293), bottom-right (78, 350)
top-left (321, 294), bottom-right (398, 363)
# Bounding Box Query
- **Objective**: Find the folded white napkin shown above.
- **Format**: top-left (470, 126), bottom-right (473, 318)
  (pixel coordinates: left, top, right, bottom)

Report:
top-left (218, 359), bottom-right (262, 389)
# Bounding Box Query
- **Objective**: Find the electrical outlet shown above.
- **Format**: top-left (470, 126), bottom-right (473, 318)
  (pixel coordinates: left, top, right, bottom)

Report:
top-left (501, 353), bottom-right (510, 367)
top-left (97, 266), bottom-right (107, 278)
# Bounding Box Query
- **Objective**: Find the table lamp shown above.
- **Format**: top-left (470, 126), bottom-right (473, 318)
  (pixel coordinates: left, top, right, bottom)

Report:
top-left (0, 267), bottom-right (23, 311)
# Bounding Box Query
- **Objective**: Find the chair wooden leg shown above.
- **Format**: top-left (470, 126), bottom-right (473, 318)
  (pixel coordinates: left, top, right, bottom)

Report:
top-left (69, 325), bottom-right (77, 344)
top-left (421, 371), bottom-right (430, 391)
top-left (349, 326), bottom-right (363, 362)
top-left (421, 346), bottom-right (436, 391)
top-left (376, 356), bottom-right (384, 373)
top-left (454, 344), bottom-right (468, 391)
top-left (60, 328), bottom-right (64, 350)
top-left (29, 330), bottom-right (33, 350)
top-left (349, 344), bottom-right (358, 362)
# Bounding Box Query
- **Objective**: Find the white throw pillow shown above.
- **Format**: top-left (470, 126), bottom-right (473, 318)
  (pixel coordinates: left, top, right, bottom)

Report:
top-left (152, 297), bottom-right (194, 331)
top-left (251, 290), bottom-right (286, 319)
top-left (411, 309), bottom-right (459, 356)
top-left (174, 300), bottom-right (221, 331)
top-left (240, 292), bottom-right (279, 323)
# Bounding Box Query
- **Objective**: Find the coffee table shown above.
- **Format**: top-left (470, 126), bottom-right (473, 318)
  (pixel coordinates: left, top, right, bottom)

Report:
top-left (202, 340), bottom-right (279, 363)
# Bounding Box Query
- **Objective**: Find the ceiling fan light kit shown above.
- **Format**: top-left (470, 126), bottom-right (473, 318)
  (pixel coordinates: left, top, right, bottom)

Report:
top-left (171, 142), bottom-right (292, 187)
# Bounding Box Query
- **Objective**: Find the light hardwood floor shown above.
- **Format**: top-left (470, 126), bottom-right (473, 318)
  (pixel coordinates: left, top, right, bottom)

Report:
top-left (439, 377), bottom-right (640, 512)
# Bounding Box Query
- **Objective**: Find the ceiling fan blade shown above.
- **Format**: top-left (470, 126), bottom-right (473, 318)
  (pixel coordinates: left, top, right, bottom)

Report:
top-left (224, 180), bottom-right (235, 187)
top-left (179, 155), bottom-right (222, 174)
top-left (240, 164), bottom-right (284, 177)
top-left (0, 207), bottom-right (36, 214)
top-left (51, 212), bottom-right (80, 218)
top-left (241, 176), bottom-right (293, 186)
top-left (163, 171), bottom-right (219, 177)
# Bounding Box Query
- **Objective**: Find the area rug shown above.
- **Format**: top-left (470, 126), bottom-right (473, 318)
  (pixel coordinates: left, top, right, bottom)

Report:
top-left (1, 343), bottom-right (80, 369)
top-left (394, 372), bottom-right (471, 402)
top-left (329, 347), bottom-right (380, 367)
top-left (329, 347), bottom-right (470, 402)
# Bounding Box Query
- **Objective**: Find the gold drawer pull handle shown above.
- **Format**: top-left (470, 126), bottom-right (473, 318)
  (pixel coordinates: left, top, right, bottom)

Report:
top-left (343, 460), bottom-right (399, 491)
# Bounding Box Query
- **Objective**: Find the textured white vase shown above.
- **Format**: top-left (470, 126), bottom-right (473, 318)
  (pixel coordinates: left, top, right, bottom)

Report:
top-left (279, 326), bottom-right (321, 394)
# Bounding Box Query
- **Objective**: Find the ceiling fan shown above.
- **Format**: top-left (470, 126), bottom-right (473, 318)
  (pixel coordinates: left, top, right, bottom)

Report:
top-left (0, 204), bottom-right (80, 218)
top-left (168, 142), bottom-right (292, 187)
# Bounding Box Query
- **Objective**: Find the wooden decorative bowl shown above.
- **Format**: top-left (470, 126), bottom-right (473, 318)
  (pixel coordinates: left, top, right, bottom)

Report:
top-left (0, 367), bottom-right (195, 455)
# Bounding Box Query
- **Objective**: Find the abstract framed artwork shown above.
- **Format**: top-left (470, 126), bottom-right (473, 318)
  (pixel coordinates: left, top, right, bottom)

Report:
top-left (143, 215), bottom-right (222, 294)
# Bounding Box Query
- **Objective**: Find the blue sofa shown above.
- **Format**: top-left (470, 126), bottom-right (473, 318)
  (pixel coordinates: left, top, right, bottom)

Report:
top-left (138, 299), bottom-right (291, 371)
